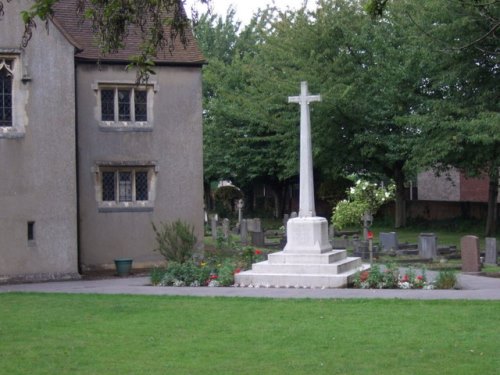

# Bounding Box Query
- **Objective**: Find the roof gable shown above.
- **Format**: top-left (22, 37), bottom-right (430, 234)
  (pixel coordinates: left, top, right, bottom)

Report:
top-left (51, 0), bottom-right (204, 65)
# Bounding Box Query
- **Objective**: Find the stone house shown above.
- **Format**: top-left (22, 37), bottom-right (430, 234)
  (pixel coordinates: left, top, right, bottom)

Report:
top-left (0, 0), bottom-right (204, 282)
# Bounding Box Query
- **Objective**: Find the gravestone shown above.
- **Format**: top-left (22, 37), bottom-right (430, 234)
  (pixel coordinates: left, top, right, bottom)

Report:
top-left (485, 237), bottom-right (497, 265)
top-left (380, 232), bottom-right (398, 252)
top-left (210, 217), bottom-right (218, 240)
top-left (251, 231), bottom-right (265, 247)
top-left (290, 211), bottom-right (297, 219)
top-left (461, 235), bottom-right (481, 272)
top-left (240, 219), bottom-right (248, 244)
top-left (222, 218), bottom-right (230, 239)
top-left (419, 233), bottom-right (437, 260)
top-left (237, 199), bottom-right (244, 223)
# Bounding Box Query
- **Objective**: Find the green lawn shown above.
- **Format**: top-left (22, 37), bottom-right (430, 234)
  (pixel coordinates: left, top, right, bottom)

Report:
top-left (1, 293), bottom-right (499, 374)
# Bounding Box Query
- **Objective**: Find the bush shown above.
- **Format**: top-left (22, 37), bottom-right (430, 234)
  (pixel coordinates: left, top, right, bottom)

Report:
top-left (217, 259), bottom-right (239, 287)
top-left (434, 269), bottom-right (457, 289)
top-left (159, 261), bottom-right (211, 287)
top-left (150, 266), bottom-right (165, 286)
top-left (152, 220), bottom-right (197, 263)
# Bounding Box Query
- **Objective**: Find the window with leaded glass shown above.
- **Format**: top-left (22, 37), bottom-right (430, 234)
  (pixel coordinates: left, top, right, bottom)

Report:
top-left (135, 171), bottom-right (149, 201)
top-left (99, 167), bottom-right (153, 207)
top-left (102, 171), bottom-right (116, 201)
top-left (118, 172), bottom-right (133, 202)
top-left (0, 58), bottom-right (13, 127)
top-left (134, 90), bottom-right (147, 121)
top-left (101, 89), bottom-right (114, 121)
top-left (118, 89), bottom-right (131, 121)
top-left (99, 86), bottom-right (151, 124)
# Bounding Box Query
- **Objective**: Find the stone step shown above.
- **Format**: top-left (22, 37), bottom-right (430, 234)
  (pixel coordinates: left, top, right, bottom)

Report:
top-left (251, 257), bottom-right (362, 275)
top-left (268, 250), bottom-right (347, 265)
top-left (235, 265), bottom-right (369, 289)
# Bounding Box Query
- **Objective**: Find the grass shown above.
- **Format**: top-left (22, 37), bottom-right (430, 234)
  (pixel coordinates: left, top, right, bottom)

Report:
top-left (1, 293), bottom-right (499, 374)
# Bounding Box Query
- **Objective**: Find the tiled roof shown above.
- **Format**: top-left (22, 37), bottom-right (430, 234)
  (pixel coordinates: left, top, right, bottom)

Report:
top-left (51, 0), bottom-right (205, 65)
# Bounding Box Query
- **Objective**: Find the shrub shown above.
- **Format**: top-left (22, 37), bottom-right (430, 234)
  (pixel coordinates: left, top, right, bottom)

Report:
top-left (217, 259), bottom-right (238, 287)
top-left (152, 220), bottom-right (197, 263)
top-left (434, 269), bottom-right (457, 289)
top-left (150, 266), bottom-right (166, 286)
top-left (159, 261), bottom-right (210, 287)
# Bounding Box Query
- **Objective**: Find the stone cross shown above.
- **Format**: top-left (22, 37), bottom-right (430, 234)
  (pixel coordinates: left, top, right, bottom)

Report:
top-left (288, 81), bottom-right (321, 218)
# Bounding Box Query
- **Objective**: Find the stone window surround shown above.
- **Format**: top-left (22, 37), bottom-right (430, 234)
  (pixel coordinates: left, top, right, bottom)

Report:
top-left (92, 161), bottom-right (159, 212)
top-left (0, 49), bottom-right (30, 139)
top-left (92, 81), bottom-right (159, 132)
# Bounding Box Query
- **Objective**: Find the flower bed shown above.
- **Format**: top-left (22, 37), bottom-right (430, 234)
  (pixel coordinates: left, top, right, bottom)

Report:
top-left (352, 264), bottom-right (436, 289)
top-left (150, 247), bottom-right (265, 287)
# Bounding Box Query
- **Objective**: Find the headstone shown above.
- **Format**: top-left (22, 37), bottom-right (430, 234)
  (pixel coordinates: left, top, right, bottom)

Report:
top-left (485, 237), bottom-right (497, 265)
top-left (237, 199), bottom-right (244, 223)
top-left (461, 235), bottom-right (481, 272)
top-left (240, 219), bottom-right (248, 244)
top-left (290, 211), bottom-right (297, 219)
top-left (419, 233), bottom-right (437, 259)
top-left (222, 218), bottom-right (230, 239)
top-left (252, 218), bottom-right (262, 233)
top-left (380, 232), bottom-right (398, 252)
top-left (210, 216), bottom-right (218, 240)
top-left (331, 236), bottom-right (348, 249)
top-left (251, 231), bottom-right (265, 247)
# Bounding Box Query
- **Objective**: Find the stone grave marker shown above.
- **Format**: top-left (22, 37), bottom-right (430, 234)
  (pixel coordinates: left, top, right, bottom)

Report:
top-left (485, 237), bottom-right (497, 265)
top-left (461, 235), bottom-right (481, 272)
top-left (222, 218), bottom-right (230, 239)
top-left (240, 219), bottom-right (248, 244)
top-left (419, 233), bottom-right (437, 260)
top-left (380, 232), bottom-right (398, 252)
top-left (250, 218), bottom-right (265, 247)
top-left (211, 216), bottom-right (218, 240)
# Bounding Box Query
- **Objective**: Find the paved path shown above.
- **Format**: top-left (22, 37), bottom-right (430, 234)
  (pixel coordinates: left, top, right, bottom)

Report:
top-left (1, 272), bottom-right (499, 300)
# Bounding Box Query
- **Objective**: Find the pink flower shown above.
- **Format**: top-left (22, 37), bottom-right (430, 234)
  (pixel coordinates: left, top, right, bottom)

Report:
top-left (233, 268), bottom-right (241, 274)
top-left (255, 249), bottom-right (262, 255)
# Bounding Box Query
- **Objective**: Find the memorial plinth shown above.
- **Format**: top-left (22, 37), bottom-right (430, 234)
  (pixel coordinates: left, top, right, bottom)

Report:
top-left (235, 82), bottom-right (366, 288)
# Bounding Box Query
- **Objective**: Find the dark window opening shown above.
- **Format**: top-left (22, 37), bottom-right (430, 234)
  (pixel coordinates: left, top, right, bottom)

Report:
top-left (135, 171), bottom-right (149, 201)
top-left (134, 90), bottom-right (147, 121)
top-left (101, 89), bottom-right (115, 121)
top-left (27, 221), bottom-right (35, 241)
top-left (0, 65), bottom-right (13, 127)
top-left (102, 171), bottom-right (116, 201)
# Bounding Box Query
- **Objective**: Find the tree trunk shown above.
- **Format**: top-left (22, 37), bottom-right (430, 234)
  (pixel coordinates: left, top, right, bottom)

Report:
top-left (485, 168), bottom-right (499, 237)
top-left (394, 165), bottom-right (407, 228)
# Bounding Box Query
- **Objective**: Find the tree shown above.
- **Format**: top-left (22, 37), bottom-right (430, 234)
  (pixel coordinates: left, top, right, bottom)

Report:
top-left (0, 0), bottom-right (211, 81)
top-left (396, 0), bottom-right (500, 235)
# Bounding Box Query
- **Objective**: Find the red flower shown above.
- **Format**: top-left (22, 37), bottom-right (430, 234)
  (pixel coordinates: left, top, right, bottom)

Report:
top-left (210, 274), bottom-right (218, 280)
top-left (417, 275), bottom-right (423, 280)
top-left (233, 268), bottom-right (241, 274)
top-left (360, 271), bottom-right (369, 282)
top-left (255, 249), bottom-right (262, 255)
top-left (367, 231), bottom-right (374, 240)
top-left (402, 275), bottom-right (409, 282)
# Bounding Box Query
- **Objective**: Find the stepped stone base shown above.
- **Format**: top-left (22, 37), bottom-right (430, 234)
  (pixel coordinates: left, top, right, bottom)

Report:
top-left (235, 250), bottom-right (368, 289)
top-left (235, 216), bottom-right (368, 289)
